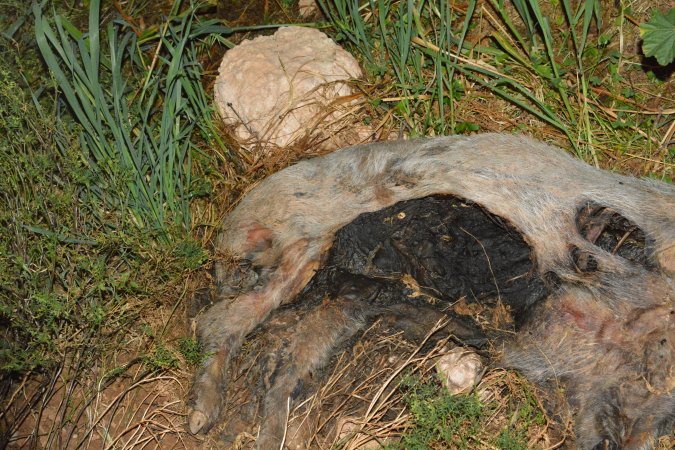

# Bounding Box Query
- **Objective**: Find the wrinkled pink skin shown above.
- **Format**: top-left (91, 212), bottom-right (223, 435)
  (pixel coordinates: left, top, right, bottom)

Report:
top-left (188, 134), bottom-right (674, 449)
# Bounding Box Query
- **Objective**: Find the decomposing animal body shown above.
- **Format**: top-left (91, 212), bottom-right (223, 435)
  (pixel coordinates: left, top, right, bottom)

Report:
top-left (188, 134), bottom-right (675, 449)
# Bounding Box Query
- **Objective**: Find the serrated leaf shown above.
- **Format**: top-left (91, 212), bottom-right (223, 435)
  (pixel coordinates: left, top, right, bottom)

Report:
top-left (639, 9), bottom-right (675, 66)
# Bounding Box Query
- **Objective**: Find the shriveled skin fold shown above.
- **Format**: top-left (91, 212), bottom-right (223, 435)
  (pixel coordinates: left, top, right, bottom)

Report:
top-left (188, 134), bottom-right (675, 449)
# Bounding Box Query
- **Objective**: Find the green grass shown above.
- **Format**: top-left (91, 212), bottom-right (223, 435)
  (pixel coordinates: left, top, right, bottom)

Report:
top-left (0, 1), bottom-right (228, 445)
top-left (319, 0), bottom-right (673, 177)
top-left (33, 0), bottom-right (232, 235)
top-left (394, 376), bottom-right (485, 449)
top-left (1, 0), bottom-right (284, 442)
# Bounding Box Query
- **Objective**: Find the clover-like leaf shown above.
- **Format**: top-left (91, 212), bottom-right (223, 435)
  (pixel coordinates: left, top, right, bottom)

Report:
top-left (640, 9), bottom-right (675, 66)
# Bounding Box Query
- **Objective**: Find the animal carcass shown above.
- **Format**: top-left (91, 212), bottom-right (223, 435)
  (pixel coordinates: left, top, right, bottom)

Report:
top-left (187, 134), bottom-right (674, 449)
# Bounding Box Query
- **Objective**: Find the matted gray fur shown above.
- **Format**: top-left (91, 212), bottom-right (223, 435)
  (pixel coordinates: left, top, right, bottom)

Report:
top-left (188, 134), bottom-right (674, 449)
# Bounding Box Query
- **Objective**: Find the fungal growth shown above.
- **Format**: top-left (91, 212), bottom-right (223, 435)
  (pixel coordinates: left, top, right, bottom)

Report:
top-left (187, 134), bottom-right (674, 449)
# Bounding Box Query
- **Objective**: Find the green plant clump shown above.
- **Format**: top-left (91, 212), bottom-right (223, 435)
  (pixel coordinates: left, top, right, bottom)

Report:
top-left (34, 0), bottom-right (227, 235)
top-left (178, 336), bottom-right (206, 366)
top-left (0, 1), bottom-right (233, 444)
top-left (319, 0), bottom-right (673, 177)
top-left (382, 375), bottom-right (542, 449)
top-left (1, 0), bottom-right (223, 379)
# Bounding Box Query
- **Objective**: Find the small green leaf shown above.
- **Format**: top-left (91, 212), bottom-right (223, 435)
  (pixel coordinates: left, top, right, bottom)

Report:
top-left (639, 9), bottom-right (675, 66)
top-left (455, 121), bottom-right (480, 133)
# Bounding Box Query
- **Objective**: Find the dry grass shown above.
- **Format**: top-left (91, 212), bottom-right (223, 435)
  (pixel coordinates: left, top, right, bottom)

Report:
top-left (211, 315), bottom-right (567, 449)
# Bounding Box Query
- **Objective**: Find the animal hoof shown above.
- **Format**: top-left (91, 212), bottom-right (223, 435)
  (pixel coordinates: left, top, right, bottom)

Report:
top-left (188, 409), bottom-right (208, 434)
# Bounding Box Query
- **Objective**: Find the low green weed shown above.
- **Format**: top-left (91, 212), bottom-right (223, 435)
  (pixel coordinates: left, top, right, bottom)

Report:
top-left (383, 373), bottom-right (546, 449)
top-left (146, 343), bottom-right (180, 371)
top-left (178, 336), bottom-right (206, 366)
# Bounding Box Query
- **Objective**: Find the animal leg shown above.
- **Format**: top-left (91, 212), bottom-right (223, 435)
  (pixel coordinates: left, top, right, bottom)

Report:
top-left (256, 286), bottom-right (488, 448)
top-left (256, 277), bottom-right (380, 449)
top-left (188, 239), bottom-right (320, 434)
top-left (381, 303), bottom-right (487, 347)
